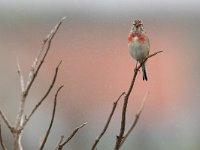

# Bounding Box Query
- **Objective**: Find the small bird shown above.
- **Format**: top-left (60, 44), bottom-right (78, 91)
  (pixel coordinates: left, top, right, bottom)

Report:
top-left (128, 19), bottom-right (150, 81)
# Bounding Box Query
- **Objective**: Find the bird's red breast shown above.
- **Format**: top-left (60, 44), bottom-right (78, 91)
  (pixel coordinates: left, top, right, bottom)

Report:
top-left (128, 33), bottom-right (146, 43)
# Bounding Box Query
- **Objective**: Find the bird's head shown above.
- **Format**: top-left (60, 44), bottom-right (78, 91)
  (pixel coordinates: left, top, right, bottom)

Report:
top-left (131, 19), bottom-right (144, 33)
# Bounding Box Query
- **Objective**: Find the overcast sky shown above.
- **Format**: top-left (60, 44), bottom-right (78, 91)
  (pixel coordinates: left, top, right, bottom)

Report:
top-left (0, 0), bottom-right (199, 15)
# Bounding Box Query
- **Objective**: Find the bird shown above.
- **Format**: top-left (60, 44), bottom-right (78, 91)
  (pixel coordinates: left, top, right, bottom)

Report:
top-left (128, 19), bottom-right (150, 81)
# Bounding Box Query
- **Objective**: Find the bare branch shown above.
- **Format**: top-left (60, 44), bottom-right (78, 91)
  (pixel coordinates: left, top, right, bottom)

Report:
top-left (17, 58), bottom-right (25, 92)
top-left (114, 51), bottom-right (163, 150)
top-left (138, 51), bottom-right (163, 70)
top-left (56, 122), bottom-right (87, 150)
top-left (26, 16), bottom-right (66, 97)
top-left (21, 61), bottom-right (62, 129)
top-left (120, 91), bottom-right (149, 147)
top-left (0, 122), bottom-right (7, 150)
top-left (91, 92), bottom-right (125, 150)
top-left (16, 17), bottom-right (65, 127)
top-left (55, 135), bottom-right (64, 150)
top-left (13, 18), bottom-right (65, 150)
top-left (42, 17), bottom-right (66, 48)
top-left (39, 85), bottom-right (64, 150)
top-left (114, 67), bottom-right (139, 150)
top-left (0, 110), bottom-right (13, 132)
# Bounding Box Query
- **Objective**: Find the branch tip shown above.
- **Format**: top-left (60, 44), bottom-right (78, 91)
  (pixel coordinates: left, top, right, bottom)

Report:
top-left (57, 122), bottom-right (87, 150)
top-left (61, 16), bottom-right (67, 22)
top-left (57, 60), bottom-right (62, 68)
top-left (91, 92), bottom-right (125, 150)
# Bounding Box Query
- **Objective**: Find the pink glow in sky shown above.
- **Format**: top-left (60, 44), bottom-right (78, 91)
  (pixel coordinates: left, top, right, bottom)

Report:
top-left (0, 2), bottom-right (199, 149)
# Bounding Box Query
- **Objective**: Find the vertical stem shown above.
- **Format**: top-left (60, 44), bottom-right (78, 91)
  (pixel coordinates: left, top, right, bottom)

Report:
top-left (14, 98), bottom-right (25, 150)
top-left (114, 69), bottom-right (138, 150)
top-left (115, 51), bottom-right (163, 149)
top-left (13, 132), bottom-right (22, 150)
top-left (16, 94), bottom-right (26, 128)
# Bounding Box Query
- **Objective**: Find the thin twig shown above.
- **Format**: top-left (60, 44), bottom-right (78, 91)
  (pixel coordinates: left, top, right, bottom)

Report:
top-left (91, 92), bottom-right (125, 150)
top-left (17, 58), bottom-right (25, 92)
top-left (0, 110), bottom-right (13, 132)
top-left (56, 122), bottom-right (87, 150)
top-left (138, 51), bottom-right (163, 69)
top-left (114, 51), bottom-right (163, 150)
top-left (120, 91), bottom-right (149, 147)
top-left (39, 85), bottom-right (64, 150)
top-left (114, 66), bottom-right (139, 150)
top-left (21, 61), bottom-right (62, 129)
top-left (0, 122), bottom-right (7, 150)
top-left (55, 135), bottom-right (64, 150)
top-left (26, 16), bottom-right (66, 97)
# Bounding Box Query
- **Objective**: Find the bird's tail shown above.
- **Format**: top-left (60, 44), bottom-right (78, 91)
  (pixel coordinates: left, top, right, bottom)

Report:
top-left (142, 64), bottom-right (148, 81)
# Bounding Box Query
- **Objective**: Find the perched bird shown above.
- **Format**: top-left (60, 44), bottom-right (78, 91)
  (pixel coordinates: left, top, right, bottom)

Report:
top-left (128, 19), bottom-right (150, 81)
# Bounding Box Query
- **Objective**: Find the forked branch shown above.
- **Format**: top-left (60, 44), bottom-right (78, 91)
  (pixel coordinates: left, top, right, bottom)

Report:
top-left (91, 92), bottom-right (125, 150)
top-left (13, 17), bottom-right (66, 150)
top-left (120, 91), bottom-right (149, 147)
top-left (56, 122), bottom-right (87, 150)
top-left (114, 51), bottom-right (163, 150)
top-left (21, 61), bottom-right (62, 129)
top-left (39, 86), bottom-right (64, 150)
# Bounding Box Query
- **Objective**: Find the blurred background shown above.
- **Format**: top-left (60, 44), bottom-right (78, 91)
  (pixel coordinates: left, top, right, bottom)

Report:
top-left (0, 0), bottom-right (200, 149)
